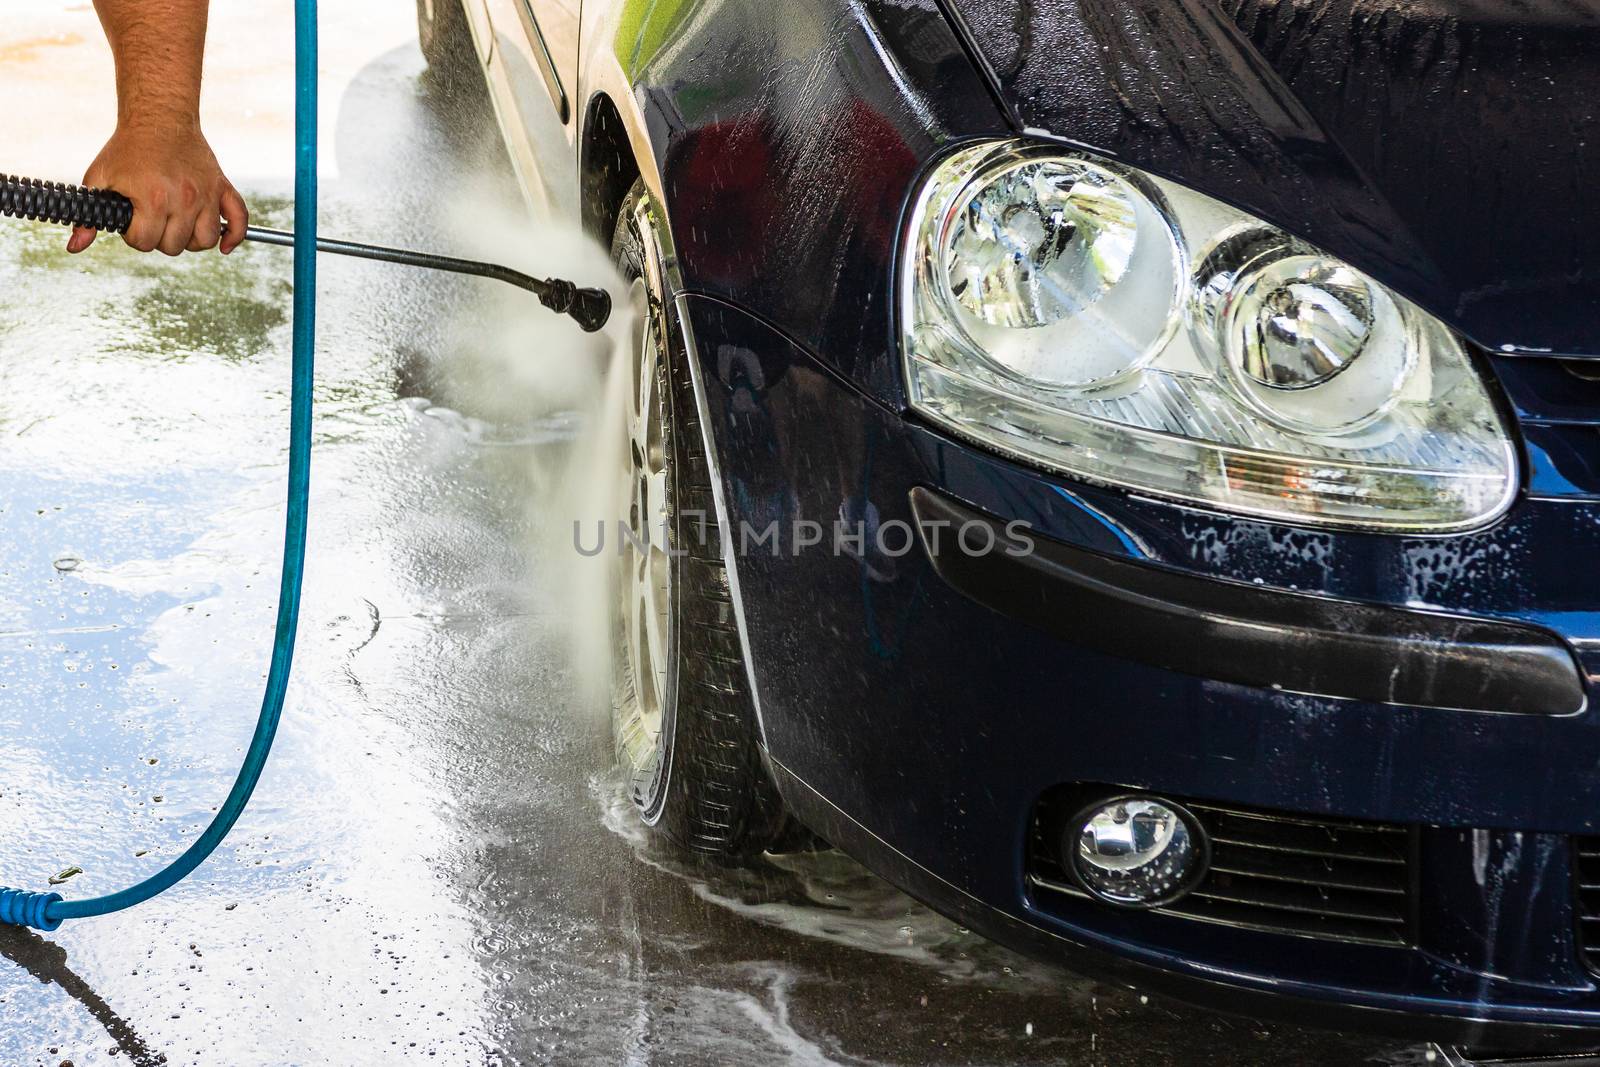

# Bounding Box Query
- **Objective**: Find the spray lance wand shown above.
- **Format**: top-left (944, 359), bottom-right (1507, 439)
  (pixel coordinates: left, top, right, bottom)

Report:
top-left (0, 174), bottom-right (613, 332)
top-left (0, 11), bottom-right (606, 934)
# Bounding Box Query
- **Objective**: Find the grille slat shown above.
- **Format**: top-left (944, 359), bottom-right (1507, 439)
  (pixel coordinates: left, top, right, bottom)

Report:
top-left (1029, 790), bottom-right (1415, 947)
top-left (1159, 897), bottom-right (1408, 944)
top-left (1206, 833), bottom-right (1407, 866)
top-left (1185, 882), bottom-right (1406, 925)
top-left (1206, 854), bottom-right (1407, 895)
top-left (1576, 835), bottom-right (1600, 974)
top-left (1195, 805), bottom-right (1409, 866)
top-left (1183, 801), bottom-right (1408, 835)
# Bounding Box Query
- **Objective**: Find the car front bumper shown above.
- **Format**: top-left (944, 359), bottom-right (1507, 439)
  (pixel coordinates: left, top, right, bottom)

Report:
top-left (676, 292), bottom-right (1600, 1045)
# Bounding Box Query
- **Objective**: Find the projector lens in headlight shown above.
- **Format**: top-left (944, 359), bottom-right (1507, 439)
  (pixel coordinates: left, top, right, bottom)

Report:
top-left (1192, 228), bottom-right (1416, 435)
top-left (1229, 256), bottom-right (1378, 390)
top-left (901, 141), bottom-right (1517, 531)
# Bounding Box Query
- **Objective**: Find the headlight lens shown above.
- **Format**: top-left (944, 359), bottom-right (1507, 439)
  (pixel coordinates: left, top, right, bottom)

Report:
top-left (902, 141), bottom-right (1517, 531)
top-left (940, 158), bottom-right (1178, 389)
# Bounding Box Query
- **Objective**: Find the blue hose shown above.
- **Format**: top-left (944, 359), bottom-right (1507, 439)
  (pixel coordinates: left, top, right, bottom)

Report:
top-left (0, 0), bottom-right (317, 932)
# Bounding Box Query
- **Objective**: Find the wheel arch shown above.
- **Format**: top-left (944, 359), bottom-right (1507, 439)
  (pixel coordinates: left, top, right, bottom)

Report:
top-left (578, 92), bottom-right (641, 246)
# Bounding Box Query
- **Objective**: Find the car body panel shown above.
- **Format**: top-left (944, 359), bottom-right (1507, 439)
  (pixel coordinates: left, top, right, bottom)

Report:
top-left (524, 0), bottom-right (580, 122)
top-left (477, 0), bottom-right (580, 219)
top-left (583, 0), bottom-right (1002, 404)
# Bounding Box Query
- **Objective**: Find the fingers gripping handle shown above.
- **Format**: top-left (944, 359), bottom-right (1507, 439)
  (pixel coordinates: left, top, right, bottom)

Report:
top-left (0, 174), bottom-right (132, 234)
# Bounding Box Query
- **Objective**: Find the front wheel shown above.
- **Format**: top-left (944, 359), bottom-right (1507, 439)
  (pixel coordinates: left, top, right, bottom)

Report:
top-left (609, 181), bottom-right (786, 858)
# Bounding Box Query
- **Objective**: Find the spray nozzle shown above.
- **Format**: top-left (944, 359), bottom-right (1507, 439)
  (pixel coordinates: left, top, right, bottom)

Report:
top-left (532, 278), bottom-right (613, 333)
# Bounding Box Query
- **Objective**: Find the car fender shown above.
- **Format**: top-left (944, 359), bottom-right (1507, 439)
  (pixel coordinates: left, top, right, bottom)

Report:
top-left (575, 0), bottom-right (1004, 404)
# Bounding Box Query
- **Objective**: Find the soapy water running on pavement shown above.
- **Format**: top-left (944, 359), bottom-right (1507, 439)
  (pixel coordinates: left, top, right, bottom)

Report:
top-left (591, 764), bottom-right (1062, 984)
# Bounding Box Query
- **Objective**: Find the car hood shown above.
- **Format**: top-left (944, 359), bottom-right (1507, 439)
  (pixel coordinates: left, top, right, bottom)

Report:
top-left (942, 0), bottom-right (1600, 357)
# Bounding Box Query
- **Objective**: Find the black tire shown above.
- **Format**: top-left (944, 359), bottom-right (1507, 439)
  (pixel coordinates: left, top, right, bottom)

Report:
top-left (416, 0), bottom-right (474, 80)
top-left (610, 181), bottom-right (787, 858)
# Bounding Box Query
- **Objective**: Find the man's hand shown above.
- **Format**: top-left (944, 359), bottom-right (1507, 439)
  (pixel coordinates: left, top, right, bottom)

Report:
top-left (73, 0), bottom-right (245, 256)
top-left (69, 122), bottom-right (247, 256)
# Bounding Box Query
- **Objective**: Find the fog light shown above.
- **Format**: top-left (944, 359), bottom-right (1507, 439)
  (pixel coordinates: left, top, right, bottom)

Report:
top-left (1067, 797), bottom-right (1207, 908)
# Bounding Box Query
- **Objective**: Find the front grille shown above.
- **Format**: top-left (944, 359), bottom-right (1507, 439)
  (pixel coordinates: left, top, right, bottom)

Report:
top-left (1574, 836), bottom-right (1600, 973)
top-left (1029, 790), bottom-right (1416, 946)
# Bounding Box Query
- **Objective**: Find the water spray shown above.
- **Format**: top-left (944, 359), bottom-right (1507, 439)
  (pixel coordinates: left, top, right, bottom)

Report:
top-left (0, 0), bottom-right (607, 932)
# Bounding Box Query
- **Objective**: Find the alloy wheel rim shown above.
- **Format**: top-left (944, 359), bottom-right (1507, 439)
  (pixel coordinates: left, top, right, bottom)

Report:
top-left (615, 272), bottom-right (672, 808)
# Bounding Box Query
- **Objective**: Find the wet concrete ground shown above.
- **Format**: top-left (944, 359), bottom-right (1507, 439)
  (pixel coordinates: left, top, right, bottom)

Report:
top-left (0, 6), bottom-right (1439, 1065)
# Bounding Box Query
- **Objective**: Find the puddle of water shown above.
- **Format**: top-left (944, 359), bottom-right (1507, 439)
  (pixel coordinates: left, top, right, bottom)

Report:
top-left (592, 767), bottom-right (1062, 987)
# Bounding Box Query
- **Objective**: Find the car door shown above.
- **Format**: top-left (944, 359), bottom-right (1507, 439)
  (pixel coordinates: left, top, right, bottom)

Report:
top-left (482, 0), bottom-right (582, 217)
top-left (505, 0), bottom-right (578, 122)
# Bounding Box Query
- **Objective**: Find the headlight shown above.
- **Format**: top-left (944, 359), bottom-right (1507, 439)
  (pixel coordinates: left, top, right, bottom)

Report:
top-left (901, 141), bottom-right (1517, 531)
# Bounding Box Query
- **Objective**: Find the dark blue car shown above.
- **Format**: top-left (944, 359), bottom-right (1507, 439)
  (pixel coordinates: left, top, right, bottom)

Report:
top-left (421, 0), bottom-right (1600, 1046)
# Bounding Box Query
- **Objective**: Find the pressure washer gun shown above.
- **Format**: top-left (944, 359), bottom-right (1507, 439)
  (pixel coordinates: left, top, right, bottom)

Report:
top-left (0, 174), bottom-right (612, 332)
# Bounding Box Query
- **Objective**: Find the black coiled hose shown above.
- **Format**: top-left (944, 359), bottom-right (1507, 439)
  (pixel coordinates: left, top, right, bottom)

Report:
top-left (0, 174), bottom-right (132, 234)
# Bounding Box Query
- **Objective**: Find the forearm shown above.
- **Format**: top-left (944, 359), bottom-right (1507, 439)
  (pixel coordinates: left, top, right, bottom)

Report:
top-left (94, 0), bottom-right (210, 131)
top-left (73, 0), bottom-right (246, 256)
